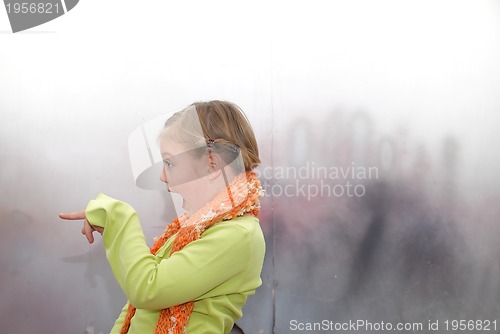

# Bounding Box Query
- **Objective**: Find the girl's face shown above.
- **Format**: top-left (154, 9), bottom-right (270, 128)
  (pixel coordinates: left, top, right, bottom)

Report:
top-left (159, 140), bottom-right (211, 215)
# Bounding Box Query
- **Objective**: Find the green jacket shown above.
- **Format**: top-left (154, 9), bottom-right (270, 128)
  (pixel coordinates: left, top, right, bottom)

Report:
top-left (85, 193), bottom-right (266, 334)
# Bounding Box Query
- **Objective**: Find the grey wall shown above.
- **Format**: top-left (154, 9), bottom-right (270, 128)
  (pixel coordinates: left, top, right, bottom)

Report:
top-left (1, 1), bottom-right (500, 333)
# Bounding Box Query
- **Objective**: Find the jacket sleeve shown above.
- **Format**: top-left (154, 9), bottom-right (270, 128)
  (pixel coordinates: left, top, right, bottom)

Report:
top-left (86, 193), bottom-right (259, 311)
top-left (109, 302), bottom-right (129, 334)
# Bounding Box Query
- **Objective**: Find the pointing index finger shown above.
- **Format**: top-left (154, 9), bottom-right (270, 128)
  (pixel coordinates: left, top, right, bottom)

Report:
top-left (59, 210), bottom-right (86, 220)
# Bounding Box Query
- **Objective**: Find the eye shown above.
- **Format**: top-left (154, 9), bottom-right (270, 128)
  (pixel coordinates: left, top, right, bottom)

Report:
top-left (163, 159), bottom-right (173, 168)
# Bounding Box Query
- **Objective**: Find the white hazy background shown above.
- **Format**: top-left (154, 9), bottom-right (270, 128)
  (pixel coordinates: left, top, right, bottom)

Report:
top-left (1, 1), bottom-right (500, 333)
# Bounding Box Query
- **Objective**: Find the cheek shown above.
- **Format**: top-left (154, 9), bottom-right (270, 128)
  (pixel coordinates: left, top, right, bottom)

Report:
top-left (189, 161), bottom-right (209, 185)
top-left (173, 166), bottom-right (208, 189)
top-left (189, 160), bottom-right (209, 180)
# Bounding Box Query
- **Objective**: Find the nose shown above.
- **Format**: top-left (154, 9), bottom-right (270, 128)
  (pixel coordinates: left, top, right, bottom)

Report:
top-left (160, 165), bottom-right (168, 183)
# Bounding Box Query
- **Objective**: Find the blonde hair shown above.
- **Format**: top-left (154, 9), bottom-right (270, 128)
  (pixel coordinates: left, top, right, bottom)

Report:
top-left (160, 100), bottom-right (260, 171)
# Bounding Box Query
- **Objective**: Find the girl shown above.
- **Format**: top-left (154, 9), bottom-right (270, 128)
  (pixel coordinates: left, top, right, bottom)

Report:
top-left (60, 101), bottom-right (265, 334)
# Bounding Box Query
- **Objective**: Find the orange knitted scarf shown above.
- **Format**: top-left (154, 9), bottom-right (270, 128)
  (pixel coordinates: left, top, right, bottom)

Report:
top-left (119, 171), bottom-right (263, 334)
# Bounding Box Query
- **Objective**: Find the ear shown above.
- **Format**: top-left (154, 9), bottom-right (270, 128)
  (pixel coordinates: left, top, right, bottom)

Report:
top-left (207, 150), bottom-right (223, 181)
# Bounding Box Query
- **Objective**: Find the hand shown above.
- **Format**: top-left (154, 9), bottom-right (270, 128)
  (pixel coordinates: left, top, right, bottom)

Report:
top-left (59, 210), bottom-right (104, 244)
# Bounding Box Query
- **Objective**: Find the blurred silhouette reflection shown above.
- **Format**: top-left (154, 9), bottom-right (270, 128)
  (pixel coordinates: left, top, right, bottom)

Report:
top-left (265, 107), bottom-right (500, 333)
